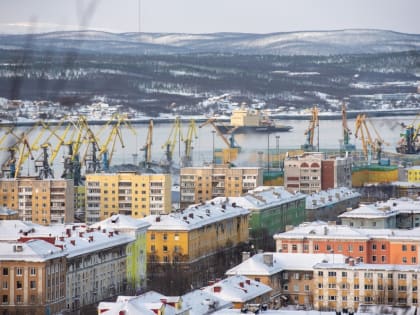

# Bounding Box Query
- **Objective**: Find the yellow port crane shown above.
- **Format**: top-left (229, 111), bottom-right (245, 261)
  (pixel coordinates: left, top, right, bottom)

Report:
top-left (181, 119), bottom-right (198, 167)
top-left (354, 114), bottom-right (389, 164)
top-left (301, 106), bottom-right (319, 151)
top-left (162, 116), bottom-right (183, 167)
top-left (341, 102), bottom-right (356, 151)
top-left (141, 119), bottom-right (154, 168)
top-left (96, 113), bottom-right (137, 172)
top-left (199, 117), bottom-right (240, 165)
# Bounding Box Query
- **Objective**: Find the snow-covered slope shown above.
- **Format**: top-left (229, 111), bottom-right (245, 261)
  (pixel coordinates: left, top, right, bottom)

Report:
top-left (1, 29), bottom-right (419, 55)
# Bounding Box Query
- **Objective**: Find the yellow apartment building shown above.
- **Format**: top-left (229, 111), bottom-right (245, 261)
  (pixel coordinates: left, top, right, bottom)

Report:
top-left (0, 177), bottom-right (74, 225)
top-left (407, 166), bottom-right (420, 183)
top-left (314, 258), bottom-right (420, 312)
top-left (0, 240), bottom-right (67, 315)
top-left (180, 164), bottom-right (263, 207)
top-left (85, 171), bottom-right (171, 224)
top-left (144, 199), bottom-right (250, 293)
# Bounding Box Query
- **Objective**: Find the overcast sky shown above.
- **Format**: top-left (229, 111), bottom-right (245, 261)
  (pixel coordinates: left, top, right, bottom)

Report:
top-left (0, 0), bottom-right (419, 34)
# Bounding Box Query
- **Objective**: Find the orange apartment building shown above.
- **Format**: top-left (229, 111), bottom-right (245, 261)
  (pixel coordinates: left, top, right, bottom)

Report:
top-left (274, 222), bottom-right (419, 265)
top-left (0, 240), bottom-right (67, 315)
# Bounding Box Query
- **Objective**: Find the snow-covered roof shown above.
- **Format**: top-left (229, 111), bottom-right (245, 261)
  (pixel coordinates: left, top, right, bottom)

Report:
top-left (375, 197), bottom-right (420, 214)
top-left (202, 275), bottom-right (272, 303)
top-left (273, 221), bottom-right (420, 241)
top-left (306, 187), bottom-right (360, 210)
top-left (0, 220), bottom-right (134, 258)
top-left (90, 214), bottom-right (151, 231)
top-left (181, 289), bottom-right (232, 315)
top-left (357, 304), bottom-right (416, 315)
top-left (212, 308), bottom-right (339, 315)
top-left (314, 261), bottom-right (420, 272)
top-left (98, 300), bottom-right (156, 315)
top-left (0, 207), bottom-right (18, 215)
top-left (226, 253), bottom-right (345, 276)
top-left (0, 239), bottom-right (65, 262)
top-left (212, 186), bottom-right (305, 210)
top-left (339, 204), bottom-right (398, 219)
top-left (143, 201), bottom-right (249, 231)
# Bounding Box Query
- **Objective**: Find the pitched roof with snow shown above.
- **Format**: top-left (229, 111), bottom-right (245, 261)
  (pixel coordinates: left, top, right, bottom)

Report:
top-left (143, 201), bottom-right (249, 231)
top-left (212, 186), bottom-right (305, 210)
top-left (90, 214), bottom-right (151, 231)
top-left (226, 253), bottom-right (345, 276)
top-left (0, 239), bottom-right (66, 262)
top-left (339, 204), bottom-right (398, 219)
top-left (306, 187), bottom-right (360, 210)
top-left (181, 289), bottom-right (232, 315)
top-left (202, 275), bottom-right (272, 303)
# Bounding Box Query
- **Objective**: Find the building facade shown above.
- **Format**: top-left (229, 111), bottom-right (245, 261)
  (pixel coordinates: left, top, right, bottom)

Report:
top-left (91, 214), bottom-right (150, 293)
top-left (314, 259), bottom-right (420, 312)
top-left (339, 204), bottom-right (398, 228)
top-left (0, 240), bottom-right (67, 315)
top-left (274, 222), bottom-right (420, 265)
top-left (143, 200), bottom-right (250, 294)
top-left (213, 186), bottom-right (306, 251)
top-left (180, 164), bottom-right (263, 207)
top-left (284, 153), bottom-right (351, 194)
top-left (85, 171), bottom-right (171, 224)
top-left (0, 177), bottom-right (74, 225)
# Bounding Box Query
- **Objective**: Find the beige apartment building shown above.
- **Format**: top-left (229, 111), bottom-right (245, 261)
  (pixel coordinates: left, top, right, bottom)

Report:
top-left (0, 177), bottom-right (74, 225)
top-left (180, 164), bottom-right (263, 207)
top-left (284, 152), bottom-right (352, 194)
top-left (85, 171), bottom-right (171, 224)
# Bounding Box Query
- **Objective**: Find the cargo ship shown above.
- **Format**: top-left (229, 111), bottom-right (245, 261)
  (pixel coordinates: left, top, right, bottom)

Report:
top-left (216, 107), bottom-right (293, 134)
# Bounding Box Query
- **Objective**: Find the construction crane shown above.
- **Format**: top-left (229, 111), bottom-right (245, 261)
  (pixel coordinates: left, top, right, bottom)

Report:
top-left (181, 119), bottom-right (198, 167)
top-left (140, 119), bottom-right (153, 168)
top-left (354, 114), bottom-right (389, 165)
top-left (34, 143), bottom-right (54, 179)
top-left (199, 117), bottom-right (240, 165)
top-left (340, 102), bottom-right (355, 152)
top-left (161, 116), bottom-right (183, 167)
top-left (301, 106), bottom-right (319, 151)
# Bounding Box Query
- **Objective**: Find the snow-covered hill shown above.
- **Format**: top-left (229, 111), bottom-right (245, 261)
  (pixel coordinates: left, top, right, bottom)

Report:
top-left (1, 29), bottom-right (419, 55)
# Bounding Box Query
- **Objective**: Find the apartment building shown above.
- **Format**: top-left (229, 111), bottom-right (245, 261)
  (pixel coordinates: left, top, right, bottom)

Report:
top-left (284, 152), bottom-right (351, 194)
top-left (143, 200), bottom-right (250, 293)
top-left (314, 258), bottom-right (420, 312)
top-left (305, 187), bottom-right (360, 222)
top-left (180, 164), bottom-right (263, 207)
top-left (339, 204), bottom-right (398, 228)
top-left (91, 214), bottom-right (150, 293)
top-left (0, 240), bottom-right (67, 315)
top-left (407, 166), bottom-right (420, 183)
top-left (274, 222), bottom-right (420, 265)
top-left (0, 177), bottom-right (74, 225)
top-left (0, 220), bottom-right (134, 313)
top-left (85, 171), bottom-right (171, 224)
top-left (212, 186), bottom-right (306, 251)
top-left (226, 252), bottom-right (345, 308)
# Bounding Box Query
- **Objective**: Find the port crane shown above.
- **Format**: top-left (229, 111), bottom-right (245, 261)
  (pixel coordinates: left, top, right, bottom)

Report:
top-left (301, 106), bottom-right (319, 151)
top-left (340, 103), bottom-right (355, 152)
top-left (161, 116), bottom-right (183, 168)
top-left (354, 114), bottom-right (389, 164)
top-left (199, 117), bottom-right (240, 164)
top-left (141, 119), bottom-right (154, 168)
top-left (181, 119), bottom-right (198, 167)
top-left (396, 114), bottom-right (420, 154)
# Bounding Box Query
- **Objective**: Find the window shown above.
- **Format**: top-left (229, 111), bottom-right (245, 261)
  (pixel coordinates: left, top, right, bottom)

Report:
top-left (318, 271), bottom-right (323, 276)
top-left (174, 234), bottom-right (179, 241)
top-left (303, 244), bottom-right (309, 252)
top-left (16, 295), bottom-right (22, 304)
top-left (304, 285), bottom-right (310, 292)
top-left (398, 286), bottom-right (407, 291)
top-left (282, 272), bottom-right (289, 280)
top-left (283, 284), bottom-right (289, 291)
top-left (30, 281), bottom-right (36, 289)
top-left (2, 295), bottom-right (7, 304)
top-left (16, 268), bottom-right (23, 276)
top-left (294, 273), bottom-right (300, 280)
top-left (30, 267), bottom-right (36, 276)
top-left (328, 296), bottom-right (336, 301)
top-left (337, 245), bottom-right (343, 252)
top-left (163, 233), bottom-right (168, 241)
top-left (402, 245), bottom-right (407, 251)
top-left (411, 245), bottom-right (416, 251)
top-left (150, 234), bottom-right (155, 240)
top-left (328, 283), bottom-right (336, 289)
top-left (413, 274), bottom-right (418, 280)
top-left (381, 244), bottom-right (386, 250)
top-left (398, 274), bottom-right (407, 279)
top-left (372, 255), bottom-right (377, 262)
top-left (318, 283), bottom-right (323, 288)
top-left (2, 281), bottom-right (7, 289)
top-left (412, 257), bottom-right (417, 264)
top-left (150, 245), bottom-right (155, 252)
top-left (348, 244), bottom-right (353, 252)
top-left (359, 245), bottom-right (364, 252)
top-left (293, 284), bottom-right (299, 292)
top-left (402, 257), bottom-right (407, 264)
top-left (354, 284), bottom-right (360, 289)
top-left (382, 256), bottom-right (386, 262)
top-left (2, 268), bottom-right (8, 276)
top-left (292, 244), bottom-right (297, 251)
top-left (388, 274), bottom-right (393, 279)
top-left (16, 281), bottom-right (22, 289)
top-left (342, 272), bottom-right (347, 277)
top-left (163, 245), bottom-right (168, 252)
top-left (314, 244), bottom-right (319, 251)
top-left (282, 244), bottom-right (288, 251)
top-left (378, 273), bottom-right (383, 279)
top-left (326, 244), bottom-right (332, 251)
top-left (318, 296), bottom-right (324, 301)
top-left (372, 244), bottom-right (377, 250)
top-left (328, 271), bottom-right (336, 277)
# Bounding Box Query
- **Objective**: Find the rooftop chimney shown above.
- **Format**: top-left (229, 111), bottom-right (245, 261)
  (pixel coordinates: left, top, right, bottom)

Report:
top-left (263, 253), bottom-right (274, 267)
top-left (70, 240), bottom-right (76, 246)
top-left (213, 286), bottom-right (221, 293)
top-left (242, 251), bottom-right (251, 262)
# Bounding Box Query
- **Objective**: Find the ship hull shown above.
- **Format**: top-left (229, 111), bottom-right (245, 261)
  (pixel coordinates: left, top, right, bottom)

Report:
top-left (216, 124), bottom-right (292, 134)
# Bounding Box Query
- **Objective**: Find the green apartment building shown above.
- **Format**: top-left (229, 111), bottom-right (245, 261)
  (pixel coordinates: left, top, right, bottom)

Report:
top-left (213, 186), bottom-right (306, 251)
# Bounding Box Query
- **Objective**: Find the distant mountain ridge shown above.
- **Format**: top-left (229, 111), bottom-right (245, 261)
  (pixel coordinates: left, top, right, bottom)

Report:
top-left (1, 29), bottom-right (419, 55)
